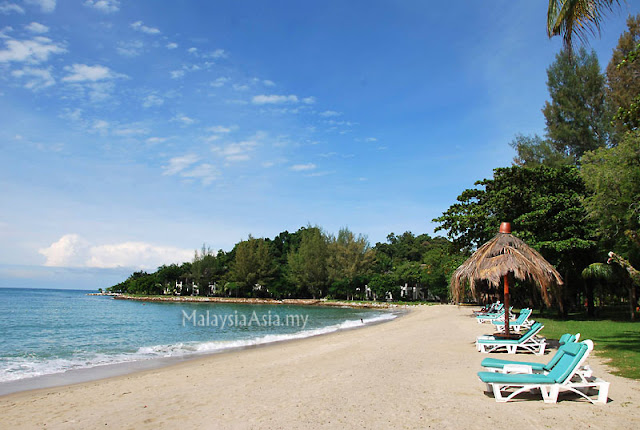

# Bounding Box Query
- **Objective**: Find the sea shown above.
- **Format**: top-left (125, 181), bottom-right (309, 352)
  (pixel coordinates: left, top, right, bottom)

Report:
top-left (0, 288), bottom-right (397, 394)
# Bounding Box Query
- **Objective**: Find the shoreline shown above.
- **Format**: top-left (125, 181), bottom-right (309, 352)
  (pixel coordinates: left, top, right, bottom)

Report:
top-left (114, 294), bottom-right (411, 308)
top-left (2, 305), bottom-right (640, 429)
top-left (0, 305), bottom-right (405, 397)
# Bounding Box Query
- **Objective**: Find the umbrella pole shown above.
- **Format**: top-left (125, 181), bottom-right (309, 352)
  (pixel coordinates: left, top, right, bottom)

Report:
top-left (504, 274), bottom-right (510, 336)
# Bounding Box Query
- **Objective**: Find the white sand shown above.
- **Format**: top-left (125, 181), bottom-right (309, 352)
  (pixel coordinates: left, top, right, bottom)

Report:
top-left (1, 305), bottom-right (639, 429)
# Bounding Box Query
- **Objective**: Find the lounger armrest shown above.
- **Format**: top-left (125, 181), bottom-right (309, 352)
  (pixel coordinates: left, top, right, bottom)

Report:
top-left (502, 364), bottom-right (533, 374)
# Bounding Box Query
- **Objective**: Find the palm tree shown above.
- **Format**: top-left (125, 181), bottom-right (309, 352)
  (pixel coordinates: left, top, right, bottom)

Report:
top-left (547, 0), bottom-right (621, 53)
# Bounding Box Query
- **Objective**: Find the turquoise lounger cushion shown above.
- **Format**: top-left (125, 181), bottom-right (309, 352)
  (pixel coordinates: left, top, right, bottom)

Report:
top-left (492, 309), bottom-right (531, 326)
top-left (480, 357), bottom-right (546, 371)
top-left (559, 333), bottom-right (576, 344)
top-left (478, 371), bottom-right (555, 384)
top-left (476, 322), bottom-right (543, 344)
top-left (546, 342), bottom-right (587, 383)
top-left (480, 334), bottom-right (578, 371)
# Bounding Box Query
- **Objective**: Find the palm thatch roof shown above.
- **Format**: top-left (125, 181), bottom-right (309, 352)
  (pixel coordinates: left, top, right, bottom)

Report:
top-left (451, 231), bottom-right (563, 305)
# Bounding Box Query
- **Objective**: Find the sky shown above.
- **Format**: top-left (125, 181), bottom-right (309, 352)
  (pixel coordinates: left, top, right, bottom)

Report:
top-left (1, 1), bottom-right (639, 289)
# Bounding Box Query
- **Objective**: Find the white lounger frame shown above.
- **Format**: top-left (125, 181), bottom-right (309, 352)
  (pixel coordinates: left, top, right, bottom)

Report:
top-left (484, 340), bottom-right (609, 404)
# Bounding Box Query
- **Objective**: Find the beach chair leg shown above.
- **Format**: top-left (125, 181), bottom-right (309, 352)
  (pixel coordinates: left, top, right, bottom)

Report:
top-left (492, 384), bottom-right (507, 402)
top-left (541, 386), bottom-right (559, 404)
top-left (596, 381), bottom-right (610, 404)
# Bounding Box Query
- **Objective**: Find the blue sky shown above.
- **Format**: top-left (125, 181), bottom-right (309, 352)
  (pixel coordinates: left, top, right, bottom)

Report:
top-left (1, 1), bottom-right (639, 289)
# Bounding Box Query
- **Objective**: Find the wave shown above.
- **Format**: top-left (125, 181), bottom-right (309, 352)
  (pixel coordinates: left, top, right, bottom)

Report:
top-left (0, 312), bottom-right (396, 383)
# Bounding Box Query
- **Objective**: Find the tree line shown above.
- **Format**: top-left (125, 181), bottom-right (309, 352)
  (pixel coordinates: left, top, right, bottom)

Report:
top-left (107, 227), bottom-right (464, 303)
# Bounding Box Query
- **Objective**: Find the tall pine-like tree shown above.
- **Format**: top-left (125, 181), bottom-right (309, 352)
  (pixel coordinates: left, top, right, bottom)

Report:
top-left (543, 48), bottom-right (610, 162)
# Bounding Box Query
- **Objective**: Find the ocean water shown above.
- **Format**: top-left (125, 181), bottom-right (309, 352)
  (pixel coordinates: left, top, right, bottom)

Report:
top-left (0, 288), bottom-right (396, 389)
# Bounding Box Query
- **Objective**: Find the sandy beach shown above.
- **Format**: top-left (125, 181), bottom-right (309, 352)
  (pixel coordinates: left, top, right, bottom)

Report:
top-left (1, 305), bottom-right (639, 429)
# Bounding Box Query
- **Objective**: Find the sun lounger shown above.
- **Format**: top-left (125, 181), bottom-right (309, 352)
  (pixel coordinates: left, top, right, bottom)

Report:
top-left (473, 302), bottom-right (502, 316)
top-left (491, 308), bottom-right (533, 333)
top-left (478, 340), bottom-right (609, 403)
top-left (480, 334), bottom-right (587, 376)
top-left (476, 307), bottom-right (514, 324)
top-left (476, 322), bottom-right (546, 355)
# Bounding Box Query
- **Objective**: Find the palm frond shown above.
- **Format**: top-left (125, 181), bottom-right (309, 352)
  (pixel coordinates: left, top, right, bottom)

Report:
top-left (547, 0), bottom-right (620, 53)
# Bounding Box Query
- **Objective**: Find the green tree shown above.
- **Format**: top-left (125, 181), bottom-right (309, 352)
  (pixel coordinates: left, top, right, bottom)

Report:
top-left (434, 165), bottom-right (597, 311)
top-left (607, 14), bottom-right (640, 135)
top-left (156, 263), bottom-right (183, 294)
top-left (581, 130), bottom-right (640, 253)
top-left (368, 273), bottom-right (400, 301)
top-left (547, 0), bottom-right (620, 53)
top-left (231, 236), bottom-right (275, 296)
top-left (509, 134), bottom-right (573, 167)
top-left (543, 48), bottom-right (610, 163)
top-left (266, 229), bottom-right (304, 298)
top-left (581, 130), bottom-right (640, 319)
top-left (327, 228), bottom-right (375, 285)
top-left (287, 226), bottom-right (329, 298)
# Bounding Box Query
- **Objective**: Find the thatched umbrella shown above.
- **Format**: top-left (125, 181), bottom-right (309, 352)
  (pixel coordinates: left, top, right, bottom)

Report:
top-left (451, 222), bottom-right (563, 336)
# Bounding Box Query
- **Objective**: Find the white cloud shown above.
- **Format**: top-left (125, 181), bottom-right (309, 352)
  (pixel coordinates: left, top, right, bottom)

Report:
top-left (180, 163), bottom-right (219, 185)
top-left (25, 22), bottom-right (48, 34)
top-left (62, 63), bottom-right (125, 82)
top-left (211, 77), bottom-right (229, 87)
top-left (84, 0), bottom-right (120, 13)
top-left (60, 107), bottom-right (82, 122)
top-left (166, 42), bottom-right (178, 49)
top-left (39, 234), bottom-right (90, 267)
top-left (290, 163), bottom-right (316, 171)
top-left (142, 94), bottom-right (163, 108)
top-left (206, 48), bottom-right (226, 59)
top-left (92, 119), bottom-right (109, 133)
top-left (262, 79), bottom-right (275, 87)
top-left (203, 135), bottom-right (220, 143)
top-left (113, 127), bottom-right (148, 136)
top-left (320, 110), bottom-right (341, 117)
top-left (171, 114), bottom-right (195, 125)
top-left (302, 96), bottom-right (316, 104)
top-left (0, 36), bottom-right (66, 64)
top-left (207, 125), bottom-right (235, 133)
top-left (252, 94), bottom-right (298, 105)
top-left (146, 137), bottom-right (167, 145)
top-left (212, 139), bottom-right (258, 162)
top-left (38, 234), bottom-right (193, 269)
top-left (0, 26), bottom-right (14, 38)
top-left (187, 47), bottom-right (197, 54)
top-left (163, 154), bottom-right (217, 185)
top-left (364, 137), bottom-right (377, 142)
top-left (116, 40), bottom-right (144, 57)
top-left (232, 83), bottom-right (249, 91)
top-left (89, 242), bottom-right (193, 269)
top-left (130, 21), bottom-right (160, 35)
top-left (24, 0), bottom-right (55, 13)
top-left (11, 66), bottom-right (54, 89)
top-left (170, 69), bottom-right (185, 79)
top-left (163, 154), bottom-right (199, 175)
top-left (0, 3), bottom-right (25, 14)
top-left (87, 81), bottom-right (116, 102)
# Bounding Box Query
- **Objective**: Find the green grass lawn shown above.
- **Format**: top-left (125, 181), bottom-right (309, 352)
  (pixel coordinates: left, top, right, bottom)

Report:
top-left (532, 310), bottom-right (640, 380)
